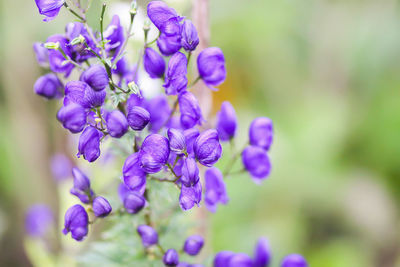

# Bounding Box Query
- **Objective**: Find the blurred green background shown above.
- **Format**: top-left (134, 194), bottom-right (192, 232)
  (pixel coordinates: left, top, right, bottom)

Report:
top-left (1, 0), bottom-right (400, 266)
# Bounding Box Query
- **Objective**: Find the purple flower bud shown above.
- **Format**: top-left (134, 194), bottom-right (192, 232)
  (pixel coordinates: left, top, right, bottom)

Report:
top-left (281, 254), bottom-right (308, 267)
top-left (214, 251), bottom-right (235, 267)
top-left (147, 1), bottom-right (181, 36)
top-left (181, 157), bottom-right (199, 187)
top-left (80, 65), bottom-right (109, 91)
top-left (197, 47), bottom-right (226, 89)
top-left (62, 204), bottom-right (89, 241)
top-left (184, 128), bottom-right (200, 156)
top-left (46, 35), bottom-right (74, 76)
top-left (92, 196), bottom-right (112, 217)
top-left (127, 106), bottom-right (151, 131)
top-left (179, 92), bottom-right (202, 128)
top-left (167, 128), bottom-right (186, 155)
top-left (145, 95), bottom-right (171, 132)
top-left (123, 153), bottom-right (147, 191)
top-left (104, 15), bottom-right (125, 54)
top-left (228, 253), bottom-right (253, 267)
top-left (25, 204), bottom-right (53, 237)
top-left (181, 20), bottom-right (199, 51)
top-left (194, 129), bottom-right (222, 167)
top-left (183, 235), bottom-right (204, 256)
top-left (124, 192), bottom-right (146, 214)
top-left (64, 81), bottom-right (106, 108)
top-left (249, 117), bottom-right (273, 151)
top-left (33, 42), bottom-right (48, 66)
top-left (139, 134), bottom-right (170, 173)
top-left (157, 33), bottom-right (182, 56)
top-left (106, 110), bottom-right (128, 138)
top-left (241, 146), bottom-right (271, 181)
top-left (77, 126), bottom-right (102, 162)
top-left (163, 249), bottom-right (179, 266)
top-left (57, 103), bottom-right (87, 133)
top-left (204, 167), bottom-right (228, 212)
top-left (179, 180), bottom-right (202, 210)
top-left (137, 225), bottom-right (158, 247)
top-left (164, 52), bottom-right (188, 95)
top-left (50, 154), bottom-right (72, 181)
top-left (70, 167), bottom-right (94, 204)
top-left (35, 0), bottom-right (64, 21)
top-left (253, 238), bottom-right (271, 267)
top-left (34, 73), bottom-right (63, 99)
top-left (217, 101), bottom-right (237, 141)
top-left (144, 47), bottom-right (165, 79)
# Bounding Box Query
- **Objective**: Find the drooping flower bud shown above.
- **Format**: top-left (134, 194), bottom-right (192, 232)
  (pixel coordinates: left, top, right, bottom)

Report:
top-left (163, 249), bottom-right (179, 266)
top-left (57, 103), bottom-right (87, 133)
top-left (253, 238), bottom-right (271, 267)
top-left (213, 251), bottom-right (235, 267)
top-left (184, 128), bottom-right (200, 156)
top-left (179, 91), bottom-right (202, 128)
top-left (167, 128), bottom-right (186, 155)
top-left (197, 47), bottom-right (226, 89)
top-left (139, 134), bottom-right (170, 173)
top-left (77, 126), bottom-right (102, 162)
top-left (181, 20), bottom-right (199, 51)
top-left (62, 204), bottom-right (89, 241)
top-left (228, 253), bottom-right (254, 267)
top-left (33, 42), bottom-right (49, 66)
top-left (34, 73), bottom-right (63, 99)
top-left (106, 110), bottom-right (128, 138)
top-left (179, 180), bottom-right (202, 210)
top-left (181, 157), bottom-right (199, 187)
top-left (164, 52), bottom-right (188, 95)
top-left (46, 34), bottom-right (74, 76)
top-left (64, 81), bottom-right (106, 108)
top-left (25, 204), bottom-right (53, 237)
top-left (80, 64), bottom-right (109, 91)
top-left (123, 153), bottom-right (147, 191)
top-left (147, 1), bottom-right (181, 36)
top-left (281, 254), bottom-right (308, 267)
top-left (249, 117), bottom-right (273, 151)
top-left (241, 146), bottom-right (271, 181)
top-left (92, 196), bottom-right (112, 218)
top-left (194, 129), bottom-right (222, 167)
top-left (34, 0), bottom-right (64, 21)
top-left (70, 167), bottom-right (94, 204)
top-left (123, 192), bottom-right (146, 214)
top-left (157, 33), bottom-right (182, 56)
top-left (183, 235), bottom-right (204, 256)
top-left (127, 106), bottom-right (150, 131)
top-left (216, 101), bottom-right (237, 141)
top-left (137, 224), bottom-right (158, 247)
top-left (143, 47), bottom-right (165, 79)
top-left (204, 167), bottom-right (228, 212)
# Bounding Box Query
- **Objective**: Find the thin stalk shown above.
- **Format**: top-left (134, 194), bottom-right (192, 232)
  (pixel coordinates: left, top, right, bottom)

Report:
top-left (100, 3), bottom-right (106, 46)
top-left (188, 76), bottom-right (201, 88)
top-left (63, 2), bottom-right (86, 22)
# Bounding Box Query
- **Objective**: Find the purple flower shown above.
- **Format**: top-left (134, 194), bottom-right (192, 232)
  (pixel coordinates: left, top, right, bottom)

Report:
top-left (139, 134), bottom-right (170, 173)
top-left (33, 42), bottom-right (49, 66)
top-left (137, 225), bottom-right (158, 247)
top-left (204, 167), bottom-right (228, 212)
top-left (92, 196), bottom-right (112, 217)
top-left (123, 192), bottom-right (146, 214)
top-left (62, 204), bottom-right (89, 241)
top-left (77, 126), bottom-right (102, 162)
top-left (123, 153), bottom-right (146, 191)
top-left (163, 52), bottom-right (188, 95)
top-left (147, 1), bottom-right (182, 36)
top-left (214, 251), bottom-right (235, 267)
top-left (181, 20), bottom-right (199, 51)
top-left (167, 128), bottom-right (186, 155)
top-left (106, 110), bottom-right (128, 138)
top-left (80, 65), bottom-right (109, 91)
top-left (163, 249), bottom-right (179, 266)
top-left (50, 154), bottom-right (72, 181)
top-left (57, 103), bottom-right (87, 133)
top-left (145, 95), bottom-right (171, 132)
top-left (216, 101), bottom-right (237, 141)
top-left (127, 106), bottom-right (150, 131)
top-left (64, 81), bottom-right (106, 108)
top-left (197, 47), bottom-right (226, 89)
top-left (65, 22), bottom-right (98, 62)
top-left (46, 35), bottom-right (74, 76)
top-left (194, 129), bottom-right (222, 167)
top-left (25, 204), bottom-right (53, 237)
top-left (183, 235), bottom-right (204, 256)
top-left (249, 117), bottom-right (273, 151)
top-left (34, 73), bottom-right (63, 99)
top-left (179, 180), bottom-right (202, 210)
top-left (281, 254), bottom-right (308, 267)
top-left (104, 15), bottom-right (125, 55)
top-left (228, 253), bottom-right (254, 267)
top-left (241, 146), bottom-right (271, 181)
top-left (70, 167), bottom-right (94, 204)
top-left (181, 157), bottom-right (199, 187)
top-left (179, 91), bottom-right (202, 128)
top-left (184, 128), bottom-right (200, 156)
top-left (144, 47), bottom-right (165, 79)
top-left (253, 238), bottom-right (271, 267)
top-left (35, 0), bottom-right (64, 21)
top-left (157, 33), bottom-right (182, 56)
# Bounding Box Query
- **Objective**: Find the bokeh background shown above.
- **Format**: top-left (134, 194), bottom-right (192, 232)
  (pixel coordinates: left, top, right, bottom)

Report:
top-left (1, 0), bottom-right (400, 266)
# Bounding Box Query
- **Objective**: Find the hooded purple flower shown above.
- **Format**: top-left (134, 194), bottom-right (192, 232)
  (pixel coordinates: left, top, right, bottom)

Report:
top-left (77, 126), bottom-right (102, 162)
top-left (204, 167), bottom-right (228, 212)
top-left (214, 251), bottom-right (235, 267)
top-left (139, 134), bottom-right (170, 173)
top-left (57, 103), bottom-right (87, 133)
top-left (163, 249), bottom-right (179, 266)
top-left (123, 192), bottom-right (146, 214)
top-left (242, 146), bottom-right (271, 182)
top-left (123, 153), bottom-right (147, 191)
top-left (80, 65), bottom-right (109, 91)
top-left (181, 20), bottom-right (199, 51)
top-left (253, 238), bottom-right (271, 267)
top-left (181, 157), bottom-right (199, 187)
top-left (50, 154), bottom-right (72, 181)
top-left (179, 180), bottom-right (202, 210)
top-left (179, 91), bottom-right (202, 128)
top-left (163, 52), bottom-right (188, 95)
top-left (157, 33), bottom-right (182, 56)
top-left (92, 196), bottom-right (112, 218)
top-left (34, 73), bottom-right (63, 99)
top-left (216, 101), bottom-right (237, 141)
top-left (33, 42), bottom-right (49, 66)
top-left (106, 110), bottom-right (128, 138)
top-left (184, 128), bottom-right (200, 156)
top-left (197, 47), bottom-right (226, 89)
top-left (194, 129), bottom-right (222, 167)
top-left (281, 254), bottom-right (308, 267)
top-left (62, 204), bottom-right (89, 241)
top-left (64, 81), bottom-right (106, 108)
top-left (35, 0), bottom-right (64, 21)
top-left (104, 15), bottom-right (125, 55)
top-left (25, 204), bottom-right (53, 237)
top-left (66, 22), bottom-right (98, 62)
top-left (228, 253), bottom-right (254, 267)
top-left (145, 95), bottom-right (171, 132)
top-left (137, 225), bottom-right (158, 247)
top-left (147, 1), bottom-right (182, 36)
top-left (167, 128), bottom-right (186, 155)
top-left (144, 47), bottom-right (165, 79)
top-left (127, 106), bottom-right (150, 131)
top-left (113, 57), bottom-right (136, 85)
top-left (70, 167), bottom-right (94, 204)
top-left (183, 235), bottom-right (204, 256)
top-left (47, 35), bottom-right (74, 76)
top-left (249, 117), bottom-right (273, 151)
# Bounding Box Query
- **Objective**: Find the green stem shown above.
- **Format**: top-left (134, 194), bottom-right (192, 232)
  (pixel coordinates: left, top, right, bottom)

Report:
top-left (145, 31), bottom-right (160, 47)
top-left (100, 2), bottom-right (106, 46)
top-left (188, 76), bottom-right (201, 88)
top-left (63, 2), bottom-right (86, 22)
